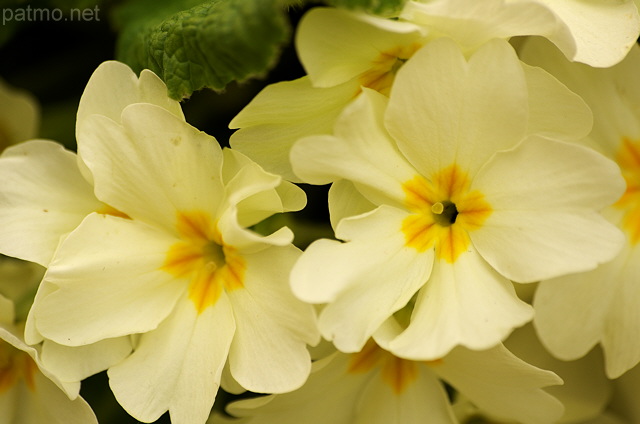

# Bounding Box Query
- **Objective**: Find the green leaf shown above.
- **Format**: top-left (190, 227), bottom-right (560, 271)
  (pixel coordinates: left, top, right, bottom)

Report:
top-left (112, 0), bottom-right (291, 100)
top-left (324, 0), bottom-right (407, 16)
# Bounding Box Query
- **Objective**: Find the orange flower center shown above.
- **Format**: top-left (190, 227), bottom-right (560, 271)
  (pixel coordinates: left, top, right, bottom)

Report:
top-left (614, 137), bottom-right (640, 245)
top-left (161, 211), bottom-right (245, 313)
top-left (401, 164), bottom-right (492, 263)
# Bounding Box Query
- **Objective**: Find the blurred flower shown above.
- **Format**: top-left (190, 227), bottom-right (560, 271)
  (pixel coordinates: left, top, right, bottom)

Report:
top-left (520, 39), bottom-right (640, 379)
top-left (216, 338), bottom-right (562, 424)
top-left (0, 260), bottom-right (97, 424)
top-left (0, 78), bottom-right (39, 150)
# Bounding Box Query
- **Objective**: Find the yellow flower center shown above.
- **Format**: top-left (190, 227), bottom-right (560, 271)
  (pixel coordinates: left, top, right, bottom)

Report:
top-left (347, 339), bottom-right (419, 394)
top-left (614, 137), bottom-right (640, 245)
top-left (359, 42), bottom-right (423, 96)
top-left (0, 342), bottom-right (37, 394)
top-left (161, 211), bottom-right (245, 313)
top-left (401, 164), bottom-right (492, 263)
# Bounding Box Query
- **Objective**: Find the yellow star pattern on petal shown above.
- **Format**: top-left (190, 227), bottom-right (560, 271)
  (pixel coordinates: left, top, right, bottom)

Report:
top-left (161, 211), bottom-right (245, 314)
top-left (401, 164), bottom-right (492, 262)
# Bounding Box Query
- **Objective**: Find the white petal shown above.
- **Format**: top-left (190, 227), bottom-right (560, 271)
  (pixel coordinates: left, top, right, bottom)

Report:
top-left (296, 7), bottom-right (426, 87)
top-left (226, 352), bottom-right (367, 424)
top-left (472, 136), bottom-right (625, 282)
top-left (222, 149), bottom-right (306, 227)
top-left (76, 60), bottom-right (183, 134)
top-left (402, 0), bottom-right (562, 52)
top-left (40, 337), bottom-right (132, 383)
top-left (355, 365), bottom-right (456, 424)
top-left (386, 38), bottom-right (528, 179)
top-left (534, 0), bottom-right (640, 67)
top-left (0, 140), bottom-right (102, 265)
top-left (108, 294), bottom-right (235, 424)
top-left (230, 77), bottom-right (358, 182)
top-left (434, 344), bottom-right (564, 424)
top-left (291, 88), bottom-right (416, 205)
top-left (292, 205), bottom-right (433, 352)
top-left (522, 62), bottom-right (593, 141)
top-left (328, 180), bottom-right (376, 231)
top-left (505, 324), bottom-right (612, 423)
top-left (34, 214), bottom-right (185, 345)
top-left (535, 243), bottom-right (640, 378)
top-left (389, 247), bottom-right (533, 360)
top-left (22, 371), bottom-right (98, 424)
top-left (227, 244), bottom-right (317, 393)
top-left (79, 103), bottom-right (224, 231)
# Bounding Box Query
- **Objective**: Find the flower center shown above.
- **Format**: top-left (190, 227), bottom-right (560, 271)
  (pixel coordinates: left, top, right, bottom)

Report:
top-left (0, 343), bottom-right (37, 394)
top-left (161, 211), bottom-right (245, 313)
top-left (347, 340), bottom-right (418, 394)
top-left (431, 200), bottom-right (459, 226)
top-left (614, 137), bottom-right (640, 245)
top-left (401, 164), bottom-right (492, 263)
top-left (359, 42), bottom-right (422, 96)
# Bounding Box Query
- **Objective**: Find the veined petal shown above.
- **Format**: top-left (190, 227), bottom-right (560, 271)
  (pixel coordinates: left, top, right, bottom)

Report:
top-left (34, 214), bottom-right (185, 345)
top-left (0, 140), bottom-right (102, 266)
top-left (230, 77), bottom-right (358, 182)
top-left (79, 103), bottom-right (224, 231)
top-left (108, 293), bottom-right (234, 424)
top-left (386, 38), bottom-right (528, 179)
top-left (522, 62), bottom-right (593, 141)
top-left (471, 136), bottom-right (625, 282)
top-left (296, 7), bottom-right (427, 87)
top-left (389, 247), bottom-right (533, 360)
top-left (402, 0), bottom-right (562, 53)
top-left (293, 206), bottom-right (433, 352)
top-left (433, 344), bottom-right (564, 424)
top-left (521, 39), bottom-right (640, 157)
top-left (76, 60), bottom-right (183, 135)
top-left (227, 244), bottom-right (317, 393)
top-left (291, 88), bottom-right (416, 206)
top-left (533, 0), bottom-right (640, 67)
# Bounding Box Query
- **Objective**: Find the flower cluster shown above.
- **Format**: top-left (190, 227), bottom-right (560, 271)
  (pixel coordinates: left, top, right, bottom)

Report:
top-left (1, 0), bottom-right (640, 423)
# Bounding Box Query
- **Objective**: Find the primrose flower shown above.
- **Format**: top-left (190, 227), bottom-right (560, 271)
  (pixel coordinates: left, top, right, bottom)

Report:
top-left (290, 38), bottom-right (624, 361)
top-left (27, 94), bottom-right (318, 423)
top-left (0, 270), bottom-right (97, 424)
top-left (0, 77), bottom-right (39, 150)
top-left (218, 338), bottom-right (563, 424)
top-left (520, 39), bottom-right (640, 379)
top-left (0, 61), bottom-right (183, 388)
top-left (403, 0), bottom-right (640, 67)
